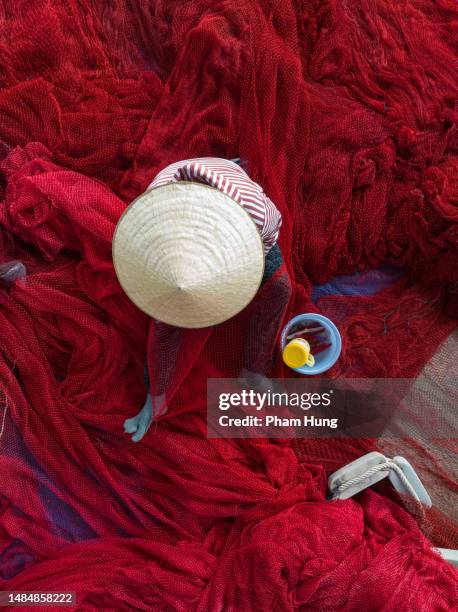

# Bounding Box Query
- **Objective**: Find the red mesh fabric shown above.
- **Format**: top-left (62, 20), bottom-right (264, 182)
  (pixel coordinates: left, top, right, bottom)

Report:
top-left (0, 0), bottom-right (457, 609)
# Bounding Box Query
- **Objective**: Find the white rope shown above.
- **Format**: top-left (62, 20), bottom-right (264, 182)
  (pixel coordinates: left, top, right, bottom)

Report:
top-left (335, 459), bottom-right (423, 507)
top-left (0, 395), bottom-right (7, 440)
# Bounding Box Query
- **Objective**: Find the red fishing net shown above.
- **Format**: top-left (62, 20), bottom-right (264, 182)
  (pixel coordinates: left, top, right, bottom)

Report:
top-left (0, 0), bottom-right (457, 609)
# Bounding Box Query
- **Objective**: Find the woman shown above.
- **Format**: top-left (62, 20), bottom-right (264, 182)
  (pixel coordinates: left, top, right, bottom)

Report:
top-left (113, 158), bottom-right (291, 441)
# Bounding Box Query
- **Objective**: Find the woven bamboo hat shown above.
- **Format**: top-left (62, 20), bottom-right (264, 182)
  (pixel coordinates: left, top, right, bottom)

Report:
top-left (112, 182), bottom-right (264, 328)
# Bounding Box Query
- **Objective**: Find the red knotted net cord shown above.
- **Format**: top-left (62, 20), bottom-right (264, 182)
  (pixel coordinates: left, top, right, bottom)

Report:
top-left (0, 1), bottom-right (456, 609)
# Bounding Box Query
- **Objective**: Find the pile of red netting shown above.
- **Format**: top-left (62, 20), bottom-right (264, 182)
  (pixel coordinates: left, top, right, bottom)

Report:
top-left (0, 1), bottom-right (457, 609)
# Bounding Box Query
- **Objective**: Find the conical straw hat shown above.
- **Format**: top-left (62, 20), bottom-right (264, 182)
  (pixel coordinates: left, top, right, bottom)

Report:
top-left (113, 181), bottom-right (264, 328)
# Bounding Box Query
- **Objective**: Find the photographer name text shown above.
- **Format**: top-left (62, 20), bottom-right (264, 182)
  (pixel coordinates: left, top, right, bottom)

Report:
top-left (218, 414), bottom-right (338, 429)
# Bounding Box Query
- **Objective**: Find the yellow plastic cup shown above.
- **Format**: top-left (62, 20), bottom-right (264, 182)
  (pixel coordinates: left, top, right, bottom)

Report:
top-left (282, 338), bottom-right (315, 369)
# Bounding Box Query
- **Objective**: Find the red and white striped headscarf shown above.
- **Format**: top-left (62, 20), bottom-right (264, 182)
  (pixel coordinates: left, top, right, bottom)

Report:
top-left (149, 158), bottom-right (282, 254)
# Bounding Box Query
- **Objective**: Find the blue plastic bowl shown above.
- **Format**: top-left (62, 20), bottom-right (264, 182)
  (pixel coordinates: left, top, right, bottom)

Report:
top-left (280, 313), bottom-right (342, 375)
